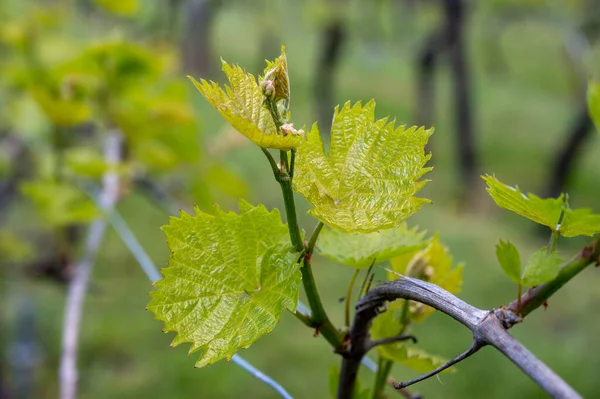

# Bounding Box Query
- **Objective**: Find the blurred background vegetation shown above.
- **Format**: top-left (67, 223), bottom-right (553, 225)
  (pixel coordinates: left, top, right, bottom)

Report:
top-left (1, 0), bottom-right (600, 398)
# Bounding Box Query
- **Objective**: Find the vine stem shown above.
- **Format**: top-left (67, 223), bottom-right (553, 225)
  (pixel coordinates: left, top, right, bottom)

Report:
top-left (59, 130), bottom-right (122, 399)
top-left (307, 221), bottom-right (325, 255)
top-left (263, 96), bottom-right (342, 348)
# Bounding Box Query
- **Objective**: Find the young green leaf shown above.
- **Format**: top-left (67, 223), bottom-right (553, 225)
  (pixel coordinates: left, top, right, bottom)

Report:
top-left (294, 101), bottom-right (432, 233)
top-left (482, 175), bottom-right (563, 228)
top-left (495, 240), bottom-right (521, 284)
top-left (521, 248), bottom-right (563, 287)
top-left (148, 201), bottom-right (302, 367)
top-left (316, 224), bottom-right (427, 268)
top-left (483, 175), bottom-right (600, 237)
top-left (560, 208), bottom-right (600, 237)
top-left (189, 50), bottom-right (302, 150)
top-left (588, 80), bottom-right (600, 132)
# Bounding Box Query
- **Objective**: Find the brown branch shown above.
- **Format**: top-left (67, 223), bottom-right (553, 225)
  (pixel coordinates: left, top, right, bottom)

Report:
top-left (336, 243), bottom-right (599, 399)
top-left (393, 339), bottom-right (483, 390)
top-left (366, 334), bottom-right (417, 352)
top-left (58, 130), bottom-right (123, 399)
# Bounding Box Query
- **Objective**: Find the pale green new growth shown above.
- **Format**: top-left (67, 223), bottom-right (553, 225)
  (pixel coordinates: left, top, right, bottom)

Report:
top-left (294, 100), bottom-right (432, 233)
top-left (496, 240), bottom-right (521, 284)
top-left (495, 241), bottom-right (563, 286)
top-left (521, 248), bottom-right (562, 287)
top-left (483, 175), bottom-right (600, 237)
top-left (189, 50), bottom-right (302, 150)
top-left (148, 201), bottom-right (302, 367)
top-left (317, 224), bottom-right (427, 268)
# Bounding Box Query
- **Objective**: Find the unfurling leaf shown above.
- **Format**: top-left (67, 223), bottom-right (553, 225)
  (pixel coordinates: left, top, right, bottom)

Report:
top-left (521, 248), bottom-right (563, 287)
top-left (588, 80), bottom-right (600, 132)
top-left (317, 224), bottom-right (427, 268)
top-left (20, 180), bottom-right (98, 226)
top-left (495, 240), bottom-right (521, 284)
top-left (190, 49), bottom-right (302, 150)
top-left (482, 175), bottom-right (600, 237)
top-left (389, 236), bottom-right (463, 321)
top-left (294, 101), bottom-right (432, 233)
top-left (261, 45), bottom-right (290, 105)
top-left (148, 201), bottom-right (302, 367)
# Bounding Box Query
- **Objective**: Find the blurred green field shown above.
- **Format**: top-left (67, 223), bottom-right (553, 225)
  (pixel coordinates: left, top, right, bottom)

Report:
top-left (4, 2), bottom-right (600, 398)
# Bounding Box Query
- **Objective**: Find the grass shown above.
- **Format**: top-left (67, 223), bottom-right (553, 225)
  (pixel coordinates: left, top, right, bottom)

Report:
top-left (4, 2), bottom-right (600, 398)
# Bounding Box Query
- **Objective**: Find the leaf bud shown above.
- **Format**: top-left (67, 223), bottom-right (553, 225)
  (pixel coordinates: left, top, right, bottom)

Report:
top-left (261, 46), bottom-right (290, 105)
top-left (260, 79), bottom-right (276, 100)
top-left (405, 251), bottom-right (429, 279)
top-left (280, 123), bottom-right (305, 137)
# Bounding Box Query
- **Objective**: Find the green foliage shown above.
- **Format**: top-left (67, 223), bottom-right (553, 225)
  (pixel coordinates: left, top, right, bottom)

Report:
top-left (0, 229), bottom-right (33, 263)
top-left (588, 80), bottom-right (600, 132)
top-left (316, 224), bottom-right (426, 268)
top-left (20, 180), bottom-right (98, 226)
top-left (483, 175), bottom-right (600, 237)
top-left (148, 201), bottom-right (302, 367)
top-left (93, 0), bottom-right (139, 16)
top-left (294, 101), bottom-right (432, 233)
top-left (495, 240), bottom-right (521, 284)
top-left (31, 86), bottom-right (91, 126)
top-left (190, 50), bottom-right (302, 150)
top-left (495, 241), bottom-right (563, 286)
top-left (521, 248), bottom-right (563, 287)
top-left (64, 147), bottom-right (109, 178)
top-left (69, 41), bottom-right (159, 93)
top-left (115, 83), bottom-right (200, 173)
